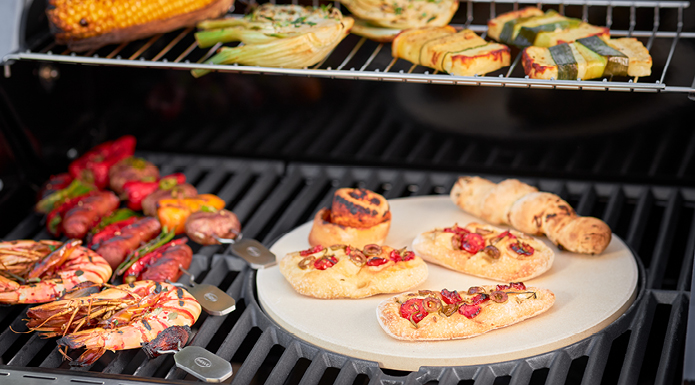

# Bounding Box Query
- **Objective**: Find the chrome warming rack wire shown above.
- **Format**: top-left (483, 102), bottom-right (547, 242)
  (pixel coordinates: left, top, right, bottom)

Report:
top-left (3, 0), bottom-right (694, 97)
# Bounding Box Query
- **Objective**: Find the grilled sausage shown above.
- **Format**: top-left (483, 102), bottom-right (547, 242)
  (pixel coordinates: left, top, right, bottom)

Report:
top-left (142, 183), bottom-right (198, 217)
top-left (62, 191), bottom-right (120, 239)
top-left (138, 243), bottom-right (193, 282)
top-left (95, 217), bottom-right (162, 269)
top-left (108, 157), bottom-right (160, 194)
top-left (185, 209), bottom-right (241, 245)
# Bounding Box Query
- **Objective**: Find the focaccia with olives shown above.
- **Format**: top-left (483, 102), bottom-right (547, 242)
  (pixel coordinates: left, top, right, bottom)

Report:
top-left (279, 244), bottom-right (428, 299)
top-left (411, 222), bottom-right (554, 281)
top-left (377, 282), bottom-right (555, 341)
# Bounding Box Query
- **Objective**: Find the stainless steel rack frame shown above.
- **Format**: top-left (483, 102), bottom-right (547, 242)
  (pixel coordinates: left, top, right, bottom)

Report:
top-left (2, 0), bottom-right (695, 97)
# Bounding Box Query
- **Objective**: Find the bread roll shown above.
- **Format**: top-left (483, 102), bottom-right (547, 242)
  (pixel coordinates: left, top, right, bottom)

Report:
top-left (451, 177), bottom-right (611, 254)
top-left (309, 208), bottom-right (391, 249)
top-left (330, 188), bottom-right (390, 228)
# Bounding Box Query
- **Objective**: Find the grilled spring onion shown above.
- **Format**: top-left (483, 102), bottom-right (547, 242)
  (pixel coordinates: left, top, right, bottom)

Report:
top-left (195, 4), bottom-right (331, 47)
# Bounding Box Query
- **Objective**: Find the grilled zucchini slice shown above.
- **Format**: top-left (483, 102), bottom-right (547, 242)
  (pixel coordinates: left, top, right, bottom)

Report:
top-left (574, 41), bottom-right (607, 79)
top-left (576, 36), bottom-right (629, 77)
top-left (391, 26), bottom-right (457, 65)
top-left (488, 7), bottom-right (544, 43)
top-left (534, 23), bottom-right (609, 47)
top-left (522, 46), bottom-right (558, 80)
top-left (606, 38), bottom-right (652, 76)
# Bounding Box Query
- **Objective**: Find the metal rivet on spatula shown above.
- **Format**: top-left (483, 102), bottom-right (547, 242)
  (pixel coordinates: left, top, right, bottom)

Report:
top-left (214, 234), bottom-right (277, 269)
top-left (174, 346), bottom-right (233, 383)
top-left (167, 268), bottom-right (236, 316)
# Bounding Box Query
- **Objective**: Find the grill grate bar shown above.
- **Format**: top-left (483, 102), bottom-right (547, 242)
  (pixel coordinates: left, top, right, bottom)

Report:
top-left (625, 188), bottom-right (654, 251)
top-left (659, 7), bottom-right (684, 84)
top-left (646, 192), bottom-right (682, 289)
top-left (655, 294), bottom-right (687, 385)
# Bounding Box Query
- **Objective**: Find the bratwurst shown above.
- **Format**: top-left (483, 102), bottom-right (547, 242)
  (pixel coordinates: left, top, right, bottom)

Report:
top-left (62, 191), bottom-right (120, 239)
top-left (95, 217), bottom-right (162, 269)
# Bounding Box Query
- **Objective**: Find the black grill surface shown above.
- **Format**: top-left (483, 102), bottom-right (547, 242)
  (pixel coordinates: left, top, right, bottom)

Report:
top-left (0, 153), bottom-right (692, 384)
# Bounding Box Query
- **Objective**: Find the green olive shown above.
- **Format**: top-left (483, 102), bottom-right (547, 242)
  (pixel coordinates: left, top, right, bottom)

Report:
top-left (363, 244), bottom-right (382, 256)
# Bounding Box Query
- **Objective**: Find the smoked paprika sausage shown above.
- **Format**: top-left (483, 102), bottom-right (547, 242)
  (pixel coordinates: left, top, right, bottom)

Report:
top-left (62, 191), bottom-right (120, 239)
top-left (95, 217), bottom-right (162, 269)
top-left (138, 242), bottom-right (193, 282)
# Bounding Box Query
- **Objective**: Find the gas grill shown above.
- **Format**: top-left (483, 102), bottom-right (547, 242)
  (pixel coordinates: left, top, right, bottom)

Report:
top-left (0, 0), bottom-right (694, 383)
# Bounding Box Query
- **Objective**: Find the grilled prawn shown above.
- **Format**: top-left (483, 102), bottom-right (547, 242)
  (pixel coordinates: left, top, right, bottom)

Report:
top-left (26, 281), bottom-right (201, 366)
top-left (0, 239), bottom-right (112, 304)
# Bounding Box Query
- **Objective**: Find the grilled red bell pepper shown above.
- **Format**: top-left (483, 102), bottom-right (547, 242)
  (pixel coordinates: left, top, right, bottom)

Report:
top-left (46, 190), bottom-right (99, 236)
top-left (37, 173), bottom-right (74, 201)
top-left (122, 173), bottom-right (186, 211)
top-left (68, 135), bottom-right (136, 189)
top-left (122, 238), bottom-right (189, 283)
top-left (87, 216), bottom-right (139, 249)
top-left (35, 178), bottom-right (95, 214)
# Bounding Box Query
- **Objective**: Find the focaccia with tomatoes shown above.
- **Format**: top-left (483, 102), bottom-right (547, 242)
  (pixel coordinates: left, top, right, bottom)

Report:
top-left (377, 282), bottom-right (555, 341)
top-left (412, 222), bottom-right (553, 281)
top-left (279, 244), bottom-right (428, 299)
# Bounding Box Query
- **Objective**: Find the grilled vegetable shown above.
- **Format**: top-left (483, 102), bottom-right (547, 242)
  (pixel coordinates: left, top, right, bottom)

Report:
top-left (68, 135), bottom-right (136, 190)
top-left (157, 194), bottom-right (227, 234)
top-left (348, 19), bottom-right (402, 42)
top-left (35, 178), bottom-right (95, 214)
top-left (522, 38), bottom-right (651, 80)
top-left (489, 7), bottom-right (609, 48)
top-left (339, 0), bottom-right (458, 30)
top-left (122, 173), bottom-right (186, 211)
top-left (192, 5), bottom-right (353, 76)
top-left (393, 27), bottom-right (510, 76)
top-left (46, 0), bottom-right (235, 52)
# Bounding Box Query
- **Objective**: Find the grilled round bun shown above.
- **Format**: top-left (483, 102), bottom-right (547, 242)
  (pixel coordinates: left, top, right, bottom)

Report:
top-left (330, 188), bottom-right (390, 228)
top-left (309, 208), bottom-right (391, 249)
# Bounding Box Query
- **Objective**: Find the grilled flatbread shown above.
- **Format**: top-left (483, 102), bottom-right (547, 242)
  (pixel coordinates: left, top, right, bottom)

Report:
top-left (279, 244), bottom-right (428, 299)
top-left (412, 222), bottom-right (554, 281)
top-left (377, 283), bottom-right (555, 341)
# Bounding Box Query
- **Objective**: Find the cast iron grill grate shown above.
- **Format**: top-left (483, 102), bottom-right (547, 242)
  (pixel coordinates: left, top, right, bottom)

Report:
top-left (3, 0), bottom-right (695, 96)
top-left (0, 153), bottom-right (693, 384)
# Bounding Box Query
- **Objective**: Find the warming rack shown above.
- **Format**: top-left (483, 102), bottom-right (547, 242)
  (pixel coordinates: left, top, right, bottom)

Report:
top-left (2, 0), bottom-right (694, 98)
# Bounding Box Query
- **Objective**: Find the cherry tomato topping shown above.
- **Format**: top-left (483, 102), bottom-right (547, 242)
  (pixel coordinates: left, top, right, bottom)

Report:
top-left (440, 289), bottom-right (463, 305)
top-left (366, 257), bottom-right (387, 266)
top-left (510, 242), bottom-right (534, 256)
top-left (470, 293), bottom-right (490, 305)
top-left (401, 251), bottom-right (415, 261)
top-left (400, 298), bottom-right (427, 323)
top-left (344, 246), bottom-right (351, 256)
top-left (389, 249), bottom-right (402, 262)
top-left (496, 284), bottom-right (510, 291)
top-left (461, 233), bottom-right (485, 254)
top-left (313, 255), bottom-right (338, 270)
top-left (511, 282), bottom-right (526, 290)
top-left (300, 245), bottom-right (325, 256)
top-left (443, 225), bottom-right (470, 234)
top-left (459, 304), bottom-right (481, 319)
top-left (497, 231), bottom-right (517, 240)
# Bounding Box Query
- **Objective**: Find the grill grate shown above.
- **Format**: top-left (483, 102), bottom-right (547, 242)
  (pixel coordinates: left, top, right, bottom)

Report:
top-left (3, 0), bottom-right (695, 96)
top-left (0, 154), bottom-right (693, 384)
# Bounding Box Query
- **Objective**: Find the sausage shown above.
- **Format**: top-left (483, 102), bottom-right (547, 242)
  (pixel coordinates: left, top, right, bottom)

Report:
top-left (142, 183), bottom-right (198, 217)
top-left (95, 217), bottom-right (162, 269)
top-left (185, 209), bottom-right (241, 245)
top-left (108, 157), bottom-right (160, 194)
top-left (138, 243), bottom-right (193, 282)
top-left (62, 191), bottom-right (120, 239)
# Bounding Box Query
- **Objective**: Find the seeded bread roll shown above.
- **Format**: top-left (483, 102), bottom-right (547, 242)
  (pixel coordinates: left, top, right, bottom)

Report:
top-left (451, 177), bottom-right (611, 254)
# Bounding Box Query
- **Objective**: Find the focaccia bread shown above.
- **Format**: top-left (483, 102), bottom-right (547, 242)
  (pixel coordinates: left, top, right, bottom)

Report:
top-left (309, 188), bottom-right (391, 249)
top-left (450, 176), bottom-right (611, 254)
top-left (279, 244), bottom-right (428, 299)
top-left (377, 282), bottom-right (554, 341)
top-left (412, 222), bottom-right (554, 281)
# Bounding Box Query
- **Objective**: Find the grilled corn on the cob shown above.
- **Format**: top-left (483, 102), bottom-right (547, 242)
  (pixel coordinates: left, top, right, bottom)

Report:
top-left (47, 0), bottom-right (234, 51)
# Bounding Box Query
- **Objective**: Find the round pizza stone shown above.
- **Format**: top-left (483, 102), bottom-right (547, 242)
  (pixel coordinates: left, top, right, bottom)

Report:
top-left (256, 196), bottom-right (638, 371)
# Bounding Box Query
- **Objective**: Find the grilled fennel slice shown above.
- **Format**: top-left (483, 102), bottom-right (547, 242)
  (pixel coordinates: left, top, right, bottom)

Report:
top-left (350, 19), bottom-right (403, 42)
top-left (392, 27), bottom-right (510, 76)
top-left (192, 5), bottom-right (353, 76)
top-left (340, 0), bottom-right (458, 30)
top-left (488, 7), bottom-right (609, 48)
top-left (521, 37), bottom-right (651, 80)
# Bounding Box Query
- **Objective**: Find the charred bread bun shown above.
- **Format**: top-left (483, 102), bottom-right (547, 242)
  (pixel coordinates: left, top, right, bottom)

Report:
top-left (330, 188), bottom-right (390, 228)
top-left (309, 208), bottom-right (391, 249)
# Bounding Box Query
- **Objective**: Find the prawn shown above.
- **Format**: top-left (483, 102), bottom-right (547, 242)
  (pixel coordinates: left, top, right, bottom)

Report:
top-left (0, 239), bottom-right (112, 304)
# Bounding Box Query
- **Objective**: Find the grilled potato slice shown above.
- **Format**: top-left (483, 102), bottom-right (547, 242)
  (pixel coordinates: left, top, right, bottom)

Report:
top-left (487, 7), bottom-right (544, 42)
top-left (607, 38), bottom-right (652, 76)
top-left (391, 26), bottom-right (457, 65)
top-left (442, 43), bottom-right (511, 76)
top-left (421, 29), bottom-right (488, 71)
top-left (522, 46), bottom-right (558, 80)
